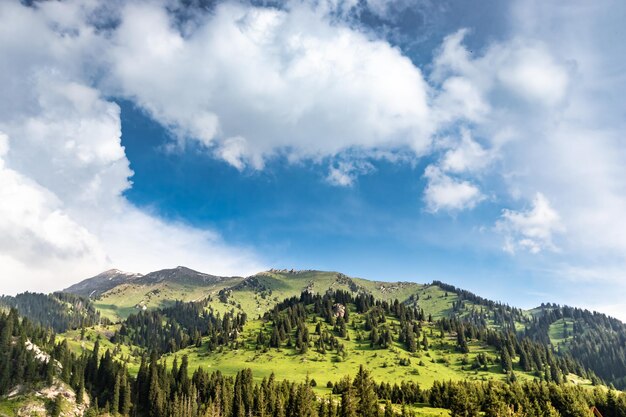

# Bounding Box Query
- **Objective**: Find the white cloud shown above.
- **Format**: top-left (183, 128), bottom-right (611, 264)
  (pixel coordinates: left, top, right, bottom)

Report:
top-left (216, 136), bottom-right (264, 171)
top-left (2, 0), bottom-right (626, 320)
top-left (423, 166), bottom-right (484, 213)
top-left (327, 160), bottom-right (375, 187)
top-left (440, 129), bottom-right (493, 174)
top-left (435, 2), bottom-right (626, 270)
top-left (495, 45), bottom-right (569, 107)
top-left (106, 1), bottom-right (433, 169)
top-left (430, 29), bottom-right (572, 133)
top-left (0, 1), bottom-right (264, 294)
top-left (497, 193), bottom-right (563, 254)
top-left (0, 139), bottom-right (107, 268)
top-left (425, 0), bottom-right (626, 317)
top-left (421, 128), bottom-right (494, 213)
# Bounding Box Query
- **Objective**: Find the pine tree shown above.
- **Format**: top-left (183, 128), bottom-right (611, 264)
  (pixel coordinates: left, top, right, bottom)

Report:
top-left (500, 349), bottom-right (513, 374)
top-left (76, 378), bottom-right (85, 405)
top-left (45, 357), bottom-right (55, 385)
top-left (298, 378), bottom-right (318, 417)
top-left (112, 374), bottom-right (121, 415)
top-left (51, 395), bottom-right (64, 417)
top-left (148, 366), bottom-right (164, 417)
top-left (456, 326), bottom-right (469, 354)
top-left (448, 384), bottom-right (479, 417)
top-left (354, 366), bottom-right (378, 417)
top-left (340, 386), bottom-right (357, 417)
top-left (122, 377), bottom-right (132, 416)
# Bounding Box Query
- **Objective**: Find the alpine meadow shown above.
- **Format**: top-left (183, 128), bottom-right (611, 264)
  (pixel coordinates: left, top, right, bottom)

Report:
top-left (2, 1), bottom-right (626, 417)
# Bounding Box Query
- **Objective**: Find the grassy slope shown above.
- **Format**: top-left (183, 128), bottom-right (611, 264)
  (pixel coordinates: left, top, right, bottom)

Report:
top-left (549, 318), bottom-right (576, 349)
top-left (0, 398), bottom-right (24, 417)
top-left (58, 325), bottom-right (143, 375)
top-left (92, 270), bottom-right (456, 322)
top-left (95, 277), bottom-right (243, 322)
top-left (164, 304), bottom-right (535, 391)
top-left (56, 269), bottom-right (598, 413)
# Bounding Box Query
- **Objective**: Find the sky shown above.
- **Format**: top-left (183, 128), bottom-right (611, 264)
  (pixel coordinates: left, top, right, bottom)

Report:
top-left (1, 0), bottom-right (626, 319)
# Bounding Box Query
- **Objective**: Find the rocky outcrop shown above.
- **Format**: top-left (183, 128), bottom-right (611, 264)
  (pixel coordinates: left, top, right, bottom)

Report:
top-left (5, 380), bottom-right (89, 417)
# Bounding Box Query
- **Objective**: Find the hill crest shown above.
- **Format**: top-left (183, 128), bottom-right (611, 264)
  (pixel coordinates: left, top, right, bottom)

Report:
top-left (63, 268), bottom-right (143, 298)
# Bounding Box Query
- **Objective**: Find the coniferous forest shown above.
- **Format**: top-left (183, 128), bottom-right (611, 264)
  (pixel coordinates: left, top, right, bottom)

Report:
top-left (3, 285), bottom-right (626, 417)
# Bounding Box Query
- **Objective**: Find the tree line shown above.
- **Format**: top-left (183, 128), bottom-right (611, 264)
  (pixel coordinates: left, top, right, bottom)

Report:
top-left (0, 292), bottom-right (102, 333)
top-left (524, 304), bottom-right (626, 388)
top-left (112, 300), bottom-right (246, 354)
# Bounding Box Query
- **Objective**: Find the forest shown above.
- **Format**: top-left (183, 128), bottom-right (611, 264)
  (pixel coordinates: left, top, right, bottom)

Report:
top-left (3, 306), bottom-right (626, 417)
top-left (3, 286), bottom-right (626, 417)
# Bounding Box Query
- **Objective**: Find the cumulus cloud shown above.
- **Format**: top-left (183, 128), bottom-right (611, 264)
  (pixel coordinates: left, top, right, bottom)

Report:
top-left (0, 1), bottom-right (264, 293)
top-left (497, 193), bottom-right (564, 254)
top-left (440, 129), bottom-right (493, 174)
top-left (421, 128), bottom-right (494, 213)
top-left (105, 1), bottom-right (433, 169)
top-left (423, 166), bottom-right (484, 213)
top-left (0, 132), bottom-right (109, 295)
top-left (434, 1), bottom-right (626, 270)
top-left (0, 133), bottom-right (107, 267)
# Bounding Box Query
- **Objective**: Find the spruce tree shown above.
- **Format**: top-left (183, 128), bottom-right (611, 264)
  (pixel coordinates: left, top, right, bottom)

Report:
top-left (500, 349), bottom-right (513, 374)
top-left (354, 366), bottom-right (378, 417)
top-left (340, 386), bottom-right (357, 417)
top-left (112, 374), bottom-right (120, 415)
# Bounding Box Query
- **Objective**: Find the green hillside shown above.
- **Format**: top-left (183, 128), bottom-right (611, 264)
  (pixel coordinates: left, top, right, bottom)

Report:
top-left (55, 269), bottom-right (619, 389)
top-left (90, 270), bottom-right (425, 322)
top-left (166, 306), bottom-right (537, 389)
top-left (88, 277), bottom-right (590, 390)
top-left (93, 275), bottom-right (243, 321)
top-left (4, 269), bottom-right (626, 417)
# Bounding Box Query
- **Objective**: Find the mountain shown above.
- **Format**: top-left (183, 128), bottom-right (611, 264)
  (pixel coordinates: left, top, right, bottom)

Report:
top-left (57, 267), bottom-right (626, 391)
top-left (4, 267), bottom-right (626, 417)
top-left (63, 269), bottom-right (143, 298)
top-left (135, 266), bottom-right (236, 286)
top-left (64, 266), bottom-right (244, 321)
top-left (5, 302), bottom-right (624, 417)
top-left (65, 268), bottom-right (426, 322)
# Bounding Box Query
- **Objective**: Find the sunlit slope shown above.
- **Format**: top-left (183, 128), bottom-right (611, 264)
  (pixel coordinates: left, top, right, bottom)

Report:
top-left (161, 298), bottom-right (591, 390)
top-left (215, 270), bottom-right (428, 317)
top-left (56, 269), bottom-right (606, 392)
top-left (72, 268), bottom-right (525, 329)
top-left (90, 267), bottom-right (245, 321)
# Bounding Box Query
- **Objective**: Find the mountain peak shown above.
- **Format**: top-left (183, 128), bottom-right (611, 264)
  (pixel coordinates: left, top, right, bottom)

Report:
top-left (63, 268), bottom-right (143, 298)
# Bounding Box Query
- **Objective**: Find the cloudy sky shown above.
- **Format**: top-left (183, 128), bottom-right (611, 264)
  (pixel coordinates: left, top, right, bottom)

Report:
top-left (1, 0), bottom-right (625, 319)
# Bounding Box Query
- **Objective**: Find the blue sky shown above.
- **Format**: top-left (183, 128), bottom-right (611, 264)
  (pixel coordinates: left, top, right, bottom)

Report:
top-left (118, 99), bottom-right (569, 308)
top-left (1, 0), bottom-right (625, 318)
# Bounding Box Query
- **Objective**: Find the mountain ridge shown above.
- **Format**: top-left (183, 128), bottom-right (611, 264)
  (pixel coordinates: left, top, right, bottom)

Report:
top-left (63, 266), bottom-right (626, 321)
top-left (63, 268), bottom-right (143, 298)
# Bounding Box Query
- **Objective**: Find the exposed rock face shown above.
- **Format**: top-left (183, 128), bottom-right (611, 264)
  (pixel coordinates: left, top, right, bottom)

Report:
top-left (7, 380), bottom-right (89, 417)
top-left (333, 303), bottom-right (346, 318)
